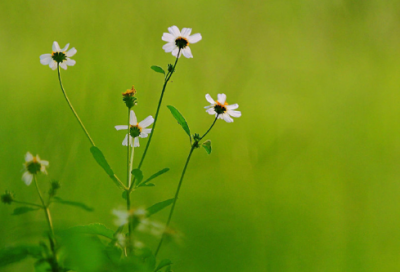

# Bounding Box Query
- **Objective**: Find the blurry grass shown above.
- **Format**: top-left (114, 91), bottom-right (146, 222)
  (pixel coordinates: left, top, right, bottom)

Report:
top-left (1, 0), bottom-right (400, 271)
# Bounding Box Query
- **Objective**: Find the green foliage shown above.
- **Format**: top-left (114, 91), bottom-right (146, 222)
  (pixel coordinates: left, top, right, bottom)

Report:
top-left (132, 168), bottom-right (143, 186)
top-left (167, 105), bottom-right (191, 139)
top-left (146, 198), bottom-right (174, 217)
top-left (202, 140), bottom-right (212, 154)
top-left (0, 245), bottom-right (42, 267)
top-left (12, 206), bottom-right (39, 215)
top-left (155, 259), bottom-right (172, 271)
top-left (52, 197), bottom-right (94, 211)
top-left (90, 146), bottom-right (114, 176)
top-left (66, 223), bottom-right (114, 240)
top-left (151, 65), bottom-right (165, 75)
top-left (138, 168), bottom-right (169, 187)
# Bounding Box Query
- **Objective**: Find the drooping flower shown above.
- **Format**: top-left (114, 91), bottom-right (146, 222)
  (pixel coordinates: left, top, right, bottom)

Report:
top-left (22, 152), bottom-right (49, 186)
top-left (115, 110), bottom-right (154, 147)
top-left (162, 26), bottom-right (202, 58)
top-left (40, 41), bottom-right (77, 70)
top-left (204, 94), bottom-right (241, 123)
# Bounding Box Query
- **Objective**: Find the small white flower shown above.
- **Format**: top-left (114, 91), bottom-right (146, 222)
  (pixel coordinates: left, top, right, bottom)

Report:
top-left (116, 233), bottom-right (126, 247)
top-left (162, 25), bottom-right (202, 58)
top-left (40, 41), bottom-right (77, 70)
top-left (204, 94), bottom-right (242, 123)
top-left (22, 152), bottom-right (49, 186)
top-left (115, 110), bottom-right (154, 147)
top-left (112, 209), bottom-right (131, 227)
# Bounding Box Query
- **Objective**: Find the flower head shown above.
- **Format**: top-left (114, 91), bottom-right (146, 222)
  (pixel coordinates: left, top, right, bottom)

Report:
top-left (115, 110), bottom-right (154, 147)
top-left (205, 94), bottom-right (241, 123)
top-left (22, 152), bottom-right (49, 186)
top-left (112, 209), bottom-right (132, 227)
top-left (162, 26), bottom-right (202, 58)
top-left (40, 41), bottom-right (77, 70)
top-left (122, 86), bottom-right (138, 108)
top-left (1, 191), bottom-right (14, 205)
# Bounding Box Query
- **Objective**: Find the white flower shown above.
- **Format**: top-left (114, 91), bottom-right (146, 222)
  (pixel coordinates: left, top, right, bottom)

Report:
top-left (22, 152), bottom-right (49, 186)
top-left (162, 26), bottom-right (202, 58)
top-left (116, 233), bottom-right (126, 247)
top-left (40, 41), bottom-right (77, 70)
top-left (204, 94), bottom-right (242, 123)
top-left (112, 209), bottom-right (131, 227)
top-left (115, 110), bottom-right (154, 147)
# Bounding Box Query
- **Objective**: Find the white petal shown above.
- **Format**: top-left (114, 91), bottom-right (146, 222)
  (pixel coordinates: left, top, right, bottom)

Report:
top-left (60, 62), bottom-right (67, 70)
top-left (40, 160), bottom-right (49, 166)
top-left (182, 47), bottom-right (193, 58)
top-left (130, 110), bottom-right (138, 125)
top-left (222, 113), bottom-right (234, 123)
top-left (181, 28), bottom-right (192, 37)
top-left (40, 56), bottom-right (52, 65)
top-left (25, 152), bottom-right (33, 162)
top-left (66, 47), bottom-right (77, 57)
top-left (162, 33), bottom-right (175, 43)
top-left (139, 116), bottom-right (154, 128)
top-left (226, 103), bottom-right (239, 110)
top-left (163, 42), bottom-right (176, 53)
top-left (205, 94), bottom-right (215, 104)
top-left (142, 128), bottom-right (152, 134)
top-left (66, 58), bottom-right (76, 66)
top-left (61, 43), bottom-right (70, 52)
top-left (22, 172), bottom-right (33, 186)
top-left (134, 137), bottom-right (140, 147)
top-left (217, 94), bottom-right (227, 104)
top-left (228, 110), bottom-right (241, 118)
top-left (188, 33), bottom-right (202, 44)
top-left (206, 108), bottom-right (216, 115)
top-left (41, 165), bottom-right (48, 175)
top-left (168, 25), bottom-right (181, 37)
top-left (40, 53), bottom-right (51, 59)
top-left (139, 132), bottom-right (148, 138)
top-left (49, 61), bottom-right (57, 70)
top-left (115, 125), bottom-right (128, 131)
top-left (172, 47), bottom-right (181, 58)
top-left (122, 134), bottom-right (129, 146)
top-left (52, 41), bottom-right (61, 52)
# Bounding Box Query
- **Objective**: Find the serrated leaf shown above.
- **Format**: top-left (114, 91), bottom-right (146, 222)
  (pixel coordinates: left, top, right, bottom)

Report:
top-left (90, 146), bottom-right (114, 176)
top-left (146, 198), bottom-right (174, 217)
top-left (66, 223), bottom-right (114, 240)
top-left (139, 168), bottom-right (169, 186)
top-left (53, 197), bottom-right (94, 212)
top-left (151, 65), bottom-right (165, 75)
top-left (131, 169), bottom-right (143, 185)
top-left (155, 259), bottom-right (172, 271)
top-left (202, 140), bottom-right (212, 154)
top-left (167, 105), bottom-right (191, 138)
top-left (0, 245), bottom-right (43, 267)
top-left (12, 207), bottom-right (40, 215)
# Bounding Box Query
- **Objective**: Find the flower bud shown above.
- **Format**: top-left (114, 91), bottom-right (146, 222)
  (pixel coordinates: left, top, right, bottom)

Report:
top-left (122, 86), bottom-right (138, 108)
top-left (1, 191), bottom-right (14, 205)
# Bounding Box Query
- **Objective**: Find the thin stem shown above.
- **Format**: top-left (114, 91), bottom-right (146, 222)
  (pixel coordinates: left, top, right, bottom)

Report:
top-left (13, 200), bottom-right (43, 208)
top-left (137, 50), bottom-right (181, 171)
top-left (200, 115), bottom-right (218, 141)
top-left (127, 109), bottom-right (131, 188)
top-left (57, 64), bottom-right (95, 146)
top-left (154, 145), bottom-right (195, 257)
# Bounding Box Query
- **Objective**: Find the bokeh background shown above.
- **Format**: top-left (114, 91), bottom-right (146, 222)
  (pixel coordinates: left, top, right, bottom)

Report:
top-left (1, 0), bottom-right (400, 271)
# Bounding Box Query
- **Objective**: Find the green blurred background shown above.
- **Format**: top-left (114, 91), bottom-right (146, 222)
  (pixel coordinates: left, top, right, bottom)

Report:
top-left (1, 0), bottom-right (400, 271)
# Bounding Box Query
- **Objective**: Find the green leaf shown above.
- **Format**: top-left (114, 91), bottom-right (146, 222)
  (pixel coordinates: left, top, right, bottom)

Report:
top-left (141, 183), bottom-right (155, 187)
top-left (146, 198), bottom-right (174, 217)
top-left (0, 245), bottom-right (43, 267)
top-left (122, 190), bottom-right (128, 200)
top-left (139, 168), bottom-right (169, 186)
top-left (53, 197), bottom-right (94, 212)
top-left (151, 65), bottom-right (165, 75)
top-left (202, 140), bottom-right (212, 154)
top-left (12, 207), bottom-right (39, 215)
top-left (167, 105), bottom-right (191, 138)
top-left (155, 259), bottom-right (172, 271)
top-left (90, 146), bottom-right (114, 176)
top-left (66, 223), bottom-right (114, 240)
top-left (131, 169), bottom-right (143, 185)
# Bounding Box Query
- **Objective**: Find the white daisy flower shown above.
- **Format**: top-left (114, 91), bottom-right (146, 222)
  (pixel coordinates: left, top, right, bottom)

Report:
top-left (22, 152), bottom-right (49, 186)
top-left (40, 41), bottom-right (77, 70)
top-left (112, 209), bottom-right (131, 227)
top-left (204, 93), bottom-right (242, 123)
top-left (115, 110), bottom-right (154, 147)
top-left (162, 25), bottom-right (202, 58)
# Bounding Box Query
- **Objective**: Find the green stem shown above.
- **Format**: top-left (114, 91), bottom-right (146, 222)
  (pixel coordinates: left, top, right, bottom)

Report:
top-left (127, 108), bottom-right (131, 188)
top-left (57, 64), bottom-right (95, 146)
top-left (137, 49), bottom-right (181, 171)
top-left (13, 200), bottom-right (43, 208)
top-left (200, 115), bottom-right (218, 140)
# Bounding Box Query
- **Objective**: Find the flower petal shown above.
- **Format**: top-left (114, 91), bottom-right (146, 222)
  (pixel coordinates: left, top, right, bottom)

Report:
top-left (40, 56), bottom-right (52, 65)
top-left (182, 47), bottom-right (193, 58)
top-left (217, 93), bottom-right (227, 104)
top-left (206, 108), bottom-right (216, 115)
top-left (139, 132), bottom-right (148, 138)
top-left (60, 62), bottom-right (67, 70)
top-left (168, 25), bottom-right (181, 37)
top-left (122, 134), bottom-right (129, 146)
top-left (115, 125), bottom-right (129, 131)
top-left (163, 42), bottom-right (176, 53)
top-left (228, 110), bottom-right (241, 118)
top-left (172, 47), bottom-right (181, 58)
top-left (130, 110), bottom-right (138, 125)
top-left (22, 172), bottom-right (33, 186)
top-left (142, 128), bottom-right (152, 134)
top-left (205, 94), bottom-right (215, 104)
top-left (188, 33), bottom-right (202, 44)
top-left (139, 116), bottom-right (154, 128)
top-left (52, 41), bottom-right (61, 52)
top-left (49, 61), bottom-right (57, 70)
top-left (61, 43), bottom-right (70, 52)
top-left (181, 28), bottom-right (192, 37)
top-left (226, 103), bottom-right (239, 110)
top-left (40, 160), bottom-right (49, 166)
top-left (25, 152), bottom-right (33, 162)
top-left (66, 47), bottom-right (77, 57)
top-left (222, 113), bottom-right (234, 123)
top-left (66, 58), bottom-right (76, 66)
top-left (162, 33), bottom-right (175, 43)
top-left (134, 137), bottom-right (140, 147)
